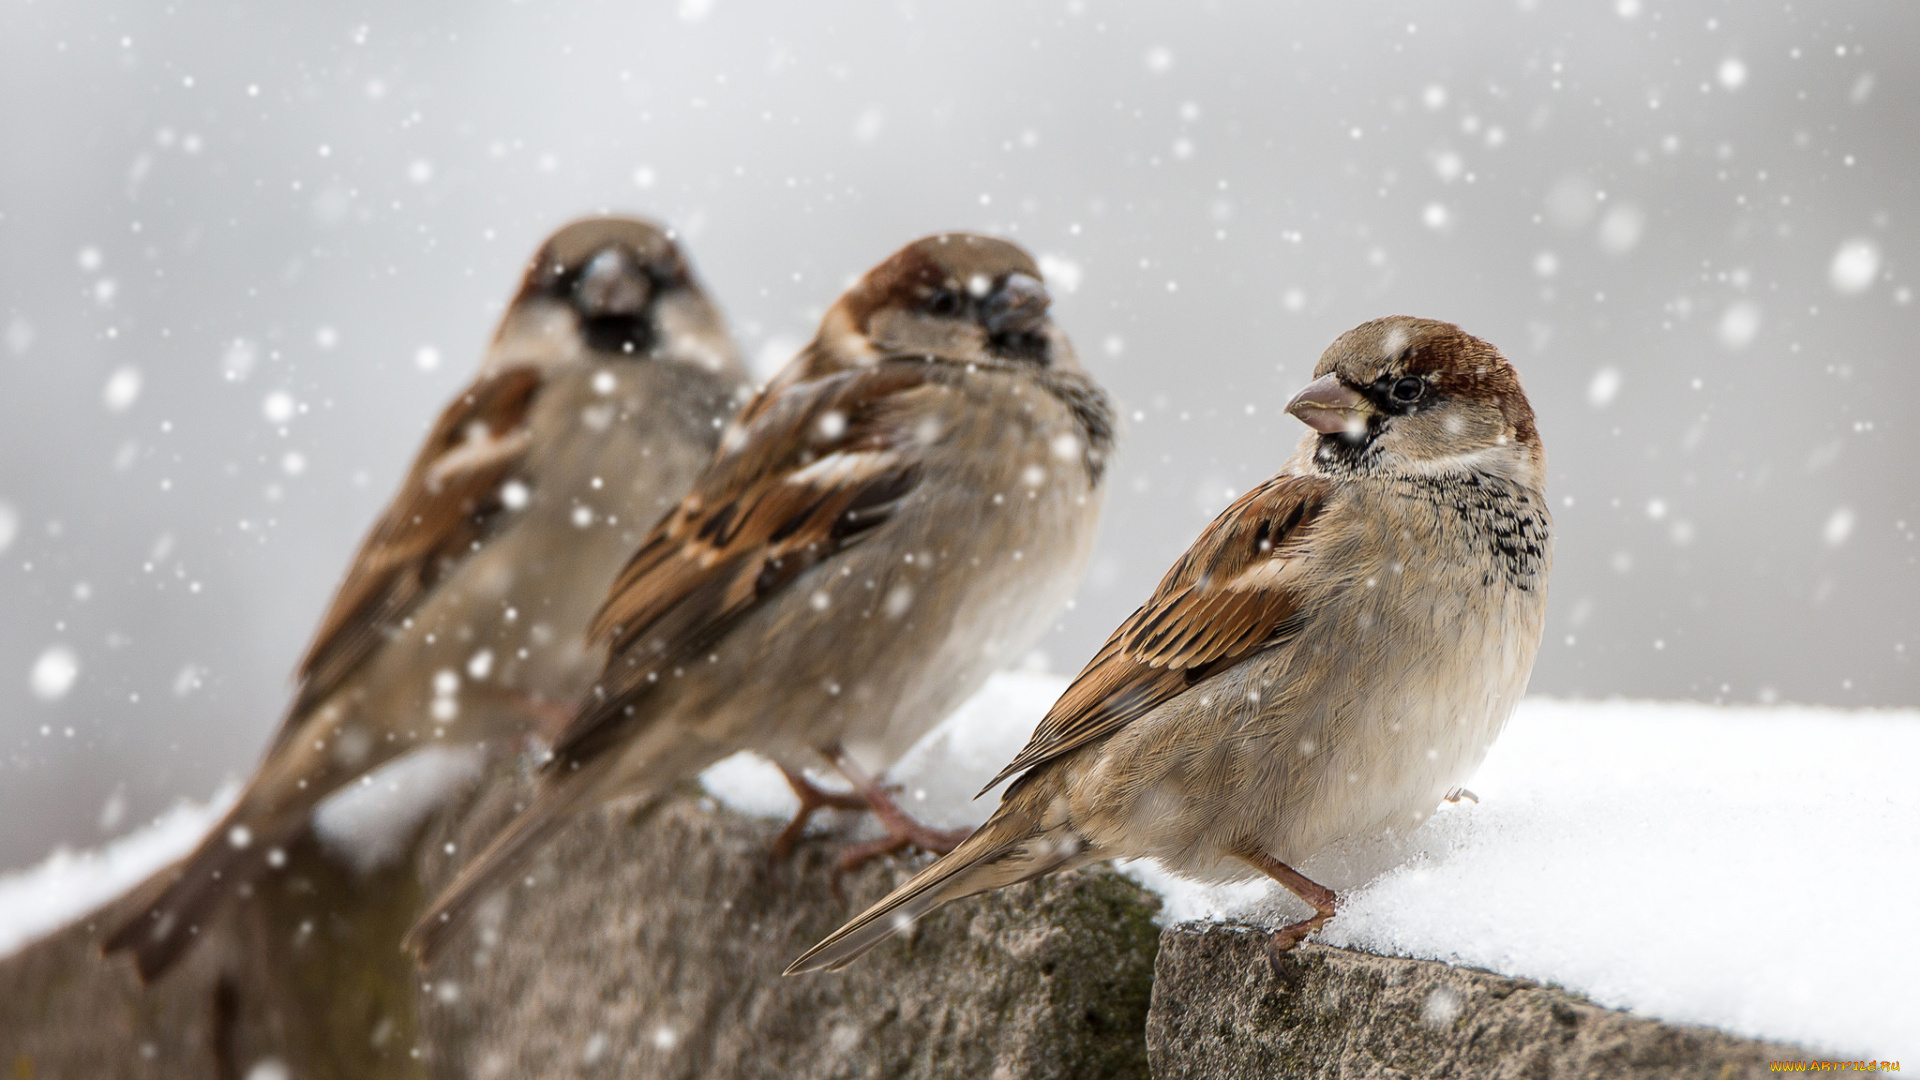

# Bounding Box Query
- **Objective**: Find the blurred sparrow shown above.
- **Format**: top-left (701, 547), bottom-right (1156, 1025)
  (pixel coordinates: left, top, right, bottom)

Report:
top-left (405, 233), bottom-right (1115, 963)
top-left (104, 218), bottom-right (748, 981)
top-left (790, 315), bottom-right (1551, 973)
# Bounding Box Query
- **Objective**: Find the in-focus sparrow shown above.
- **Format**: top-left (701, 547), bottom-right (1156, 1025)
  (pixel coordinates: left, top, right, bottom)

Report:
top-left (104, 217), bottom-right (748, 981)
top-left (404, 233), bottom-right (1115, 964)
top-left (790, 315), bottom-right (1551, 973)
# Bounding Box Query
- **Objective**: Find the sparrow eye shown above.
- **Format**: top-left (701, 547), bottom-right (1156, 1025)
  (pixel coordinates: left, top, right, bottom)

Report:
top-left (1390, 376), bottom-right (1425, 403)
top-left (924, 289), bottom-right (964, 318)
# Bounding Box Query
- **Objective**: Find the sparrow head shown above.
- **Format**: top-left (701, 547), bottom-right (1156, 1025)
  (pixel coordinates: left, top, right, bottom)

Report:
top-left (809, 232), bottom-right (1080, 376)
top-left (494, 217), bottom-right (741, 375)
top-left (1286, 316), bottom-right (1542, 486)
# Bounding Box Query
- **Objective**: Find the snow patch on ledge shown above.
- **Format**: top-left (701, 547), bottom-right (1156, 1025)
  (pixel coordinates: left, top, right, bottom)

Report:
top-left (0, 783), bottom-right (236, 959)
top-left (1311, 698), bottom-right (1920, 1055)
top-left (0, 744), bottom-right (487, 960)
top-left (313, 745), bottom-right (486, 873)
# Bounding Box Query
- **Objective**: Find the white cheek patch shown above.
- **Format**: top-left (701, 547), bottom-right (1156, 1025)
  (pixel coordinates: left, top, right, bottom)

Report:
top-left (1399, 444), bottom-right (1524, 478)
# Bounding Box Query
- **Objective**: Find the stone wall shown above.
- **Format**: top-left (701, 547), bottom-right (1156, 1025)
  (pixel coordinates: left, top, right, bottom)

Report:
top-left (1147, 925), bottom-right (1807, 1079)
top-left (1, 784), bottom-right (1811, 1079)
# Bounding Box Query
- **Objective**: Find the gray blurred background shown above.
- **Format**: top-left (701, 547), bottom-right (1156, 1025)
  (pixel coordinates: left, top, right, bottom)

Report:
top-left (3, 0), bottom-right (1915, 872)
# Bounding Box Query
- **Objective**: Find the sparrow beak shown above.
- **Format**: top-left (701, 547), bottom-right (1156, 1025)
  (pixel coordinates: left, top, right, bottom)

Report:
top-left (982, 273), bottom-right (1051, 338)
top-left (1286, 374), bottom-right (1373, 437)
top-left (574, 248), bottom-right (654, 319)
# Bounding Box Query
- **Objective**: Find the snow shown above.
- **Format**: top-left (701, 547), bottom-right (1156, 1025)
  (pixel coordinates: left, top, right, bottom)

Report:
top-left (1306, 699), bottom-right (1920, 1054)
top-left (261, 390), bottom-right (297, 424)
top-left (29, 645), bottom-right (81, 701)
top-left (1717, 300), bottom-right (1762, 350)
top-left (5, 676), bottom-right (1912, 1054)
top-left (102, 365), bottom-right (142, 413)
top-left (0, 745), bottom-right (484, 959)
top-left (1829, 239), bottom-right (1883, 295)
top-left (312, 745), bottom-right (486, 873)
top-left (1585, 367), bottom-right (1622, 408)
top-left (0, 784), bottom-right (235, 958)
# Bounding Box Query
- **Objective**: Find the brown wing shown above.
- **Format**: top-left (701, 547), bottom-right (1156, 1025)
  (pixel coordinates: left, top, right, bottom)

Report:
top-left (551, 359), bottom-right (944, 764)
top-left (982, 474), bottom-right (1335, 792)
top-left (277, 367), bottom-right (544, 741)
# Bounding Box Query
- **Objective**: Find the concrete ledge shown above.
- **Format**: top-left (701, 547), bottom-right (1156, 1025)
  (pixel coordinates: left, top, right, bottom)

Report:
top-left (1, 788), bottom-right (1819, 1079)
top-left (1145, 922), bottom-right (1810, 1080)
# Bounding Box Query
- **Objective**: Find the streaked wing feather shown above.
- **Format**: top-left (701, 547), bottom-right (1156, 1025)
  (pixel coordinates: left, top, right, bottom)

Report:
top-left (983, 474), bottom-right (1333, 791)
top-left (553, 361), bottom-right (940, 764)
top-left (278, 367), bottom-right (544, 742)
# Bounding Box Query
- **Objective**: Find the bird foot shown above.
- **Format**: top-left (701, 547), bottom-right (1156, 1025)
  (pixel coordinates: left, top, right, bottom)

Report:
top-left (1266, 908), bottom-right (1333, 956)
top-left (1264, 907), bottom-right (1334, 981)
top-left (1444, 787), bottom-right (1479, 804)
top-left (1238, 847), bottom-right (1339, 965)
top-left (769, 767), bottom-right (871, 862)
top-left (811, 742), bottom-right (973, 898)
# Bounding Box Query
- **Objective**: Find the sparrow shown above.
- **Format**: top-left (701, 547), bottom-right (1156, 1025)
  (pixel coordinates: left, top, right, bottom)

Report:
top-left (103, 217), bottom-right (749, 981)
top-left (404, 233), bottom-right (1116, 964)
top-left (789, 315), bottom-right (1552, 973)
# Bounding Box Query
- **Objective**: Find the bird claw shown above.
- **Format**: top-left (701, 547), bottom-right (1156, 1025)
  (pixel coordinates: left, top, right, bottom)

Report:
top-left (769, 768), bottom-right (870, 863)
top-left (1443, 787), bottom-right (1479, 804)
top-left (1267, 910), bottom-right (1330, 956)
top-left (1238, 847), bottom-right (1338, 972)
top-left (775, 743), bottom-right (975, 897)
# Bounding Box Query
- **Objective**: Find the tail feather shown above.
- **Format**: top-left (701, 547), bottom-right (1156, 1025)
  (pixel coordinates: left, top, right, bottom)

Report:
top-left (407, 728), bottom-right (725, 965)
top-left (101, 708), bottom-right (413, 982)
top-left (403, 782), bottom-right (585, 966)
top-left (786, 794), bottom-right (1081, 974)
top-left (102, 805), bottom-right (303, 983)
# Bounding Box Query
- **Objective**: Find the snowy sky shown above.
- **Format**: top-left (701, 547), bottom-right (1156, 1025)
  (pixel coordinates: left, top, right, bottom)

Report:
top-left (1, 1), bottom-right (1915, 870)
